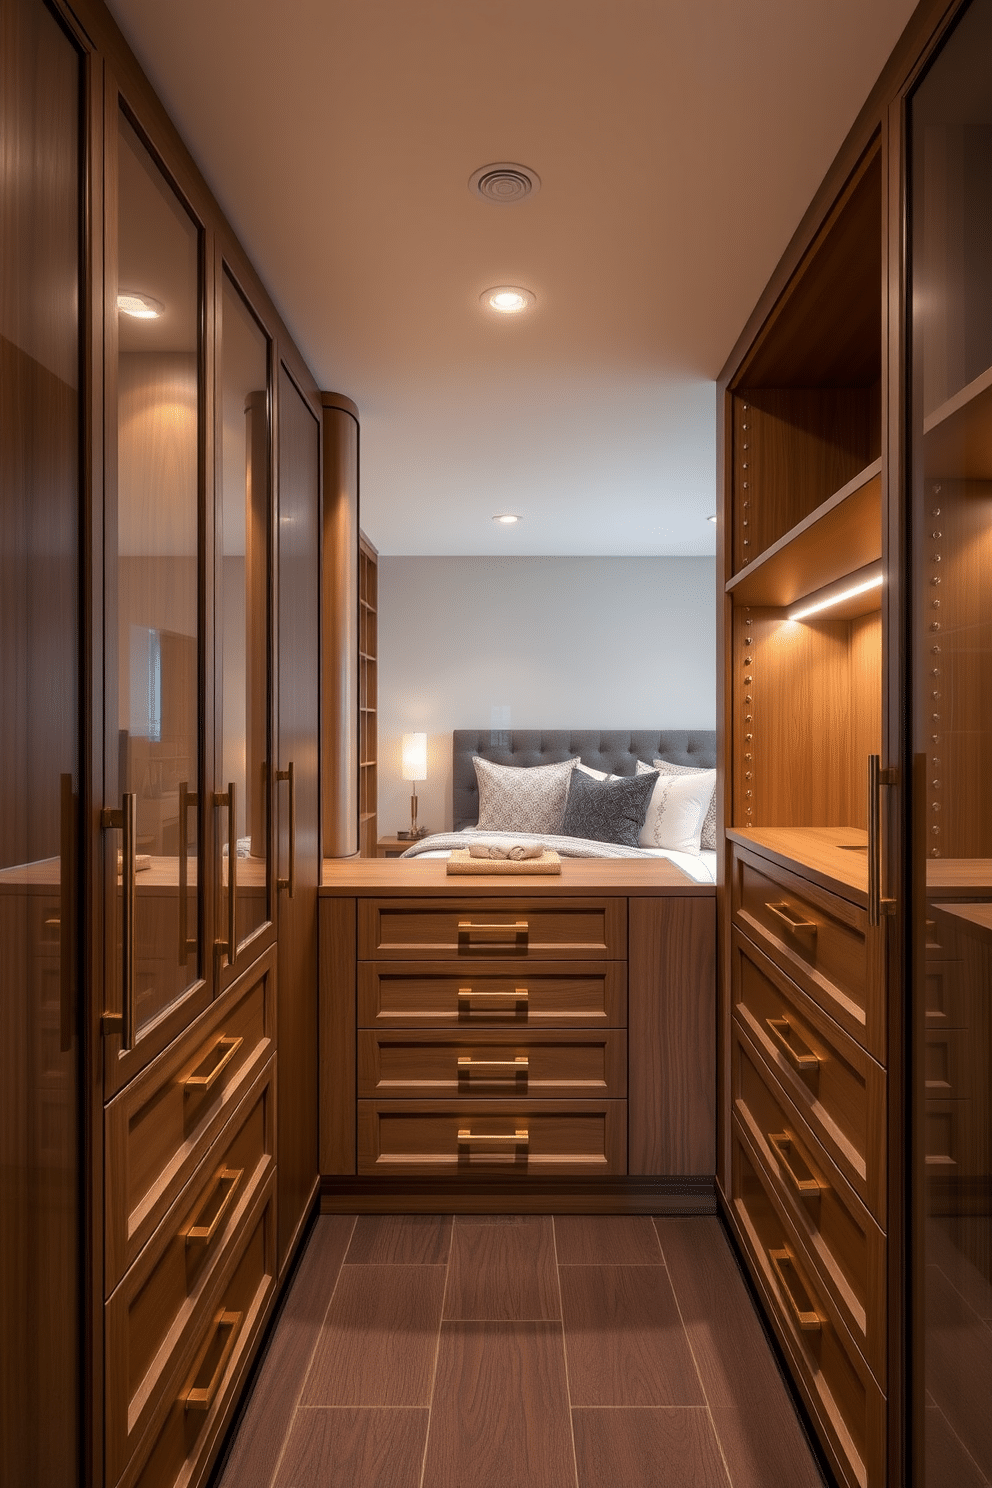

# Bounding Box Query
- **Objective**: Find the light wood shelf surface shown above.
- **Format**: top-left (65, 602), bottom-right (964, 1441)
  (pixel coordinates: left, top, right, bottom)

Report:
top-left (727, 826), bottom-right (870, 902)
top-left (924, 362), bottom-right (992, 480)
top-left (321, 856), bottom-right (714, 897)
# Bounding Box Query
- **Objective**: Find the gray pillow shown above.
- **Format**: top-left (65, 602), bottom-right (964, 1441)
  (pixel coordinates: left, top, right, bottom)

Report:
top-left (653, 759), bottom-right (717, 850)
top-left (472, 755), bottom-right (578, 834)
top-left (561, 768), bottom-right (658, 848)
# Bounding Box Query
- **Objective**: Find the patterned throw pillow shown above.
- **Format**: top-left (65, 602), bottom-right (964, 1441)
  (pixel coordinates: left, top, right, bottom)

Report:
top-left (472, 756), bottom-right (578, 834)
top-left (635, 759), bottom-right (715, 854)
top-left (653, 759), bottom-right (717, 851)
top-left (561, 768), bottom-right (658, 848)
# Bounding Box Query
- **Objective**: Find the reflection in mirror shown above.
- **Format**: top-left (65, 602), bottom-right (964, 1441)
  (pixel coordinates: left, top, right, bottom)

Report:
top-left (220, 271), bottom-right (271, 949)
top-left (115, 110), bottom-right (201, 1036)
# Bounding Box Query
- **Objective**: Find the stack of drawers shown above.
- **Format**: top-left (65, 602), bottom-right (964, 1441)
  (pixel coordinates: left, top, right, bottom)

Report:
top-left (103, 948), bottom-right (277, 1488)
top-left (355, 895), bottom-right (628, 1175)
top-left (727, 845), bottom-right (887, 1488)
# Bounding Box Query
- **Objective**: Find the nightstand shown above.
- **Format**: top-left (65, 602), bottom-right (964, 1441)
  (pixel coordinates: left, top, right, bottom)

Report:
top-left (375, 835), bottom-right (414, 858)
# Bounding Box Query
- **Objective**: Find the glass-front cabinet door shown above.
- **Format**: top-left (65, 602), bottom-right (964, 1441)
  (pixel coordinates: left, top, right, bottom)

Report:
top-left (909, 3), bottom-right (992, 1481)
top-left (104, 106), bottom-right (206, 1088)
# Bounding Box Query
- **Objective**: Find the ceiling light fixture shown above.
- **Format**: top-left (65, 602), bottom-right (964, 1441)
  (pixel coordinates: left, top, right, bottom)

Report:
top-left (481, 285), bottom-right (535, 315)
top-left (469, 162), bottom-right (541, 203)
top-left (493, 513), bottom-right (521, 524)
top-left (117, 291), bottom-right (163, 319)
top-left (788, 568), bottom-right (883, 621)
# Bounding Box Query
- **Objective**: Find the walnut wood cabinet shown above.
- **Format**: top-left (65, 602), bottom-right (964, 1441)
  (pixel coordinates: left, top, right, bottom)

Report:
top-left (319, 858), bottom-right (716, 1211)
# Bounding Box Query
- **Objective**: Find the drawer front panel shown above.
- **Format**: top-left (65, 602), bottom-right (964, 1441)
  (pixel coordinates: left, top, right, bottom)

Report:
top-left (732, 930), bottom-right (885, 1219)
top-left (732, 848), bottom-right (883, 1058)
top-left (105, 1063), bottom-right (275, 1483)
top-left (731, 1032), bottom-right (885, 1385)
top-left (924, 959), bottom-right (967, 1030)
top-left (360, 898), bottom-right (626, 961)
top-left (730, 1134), bottom-right (885, 1488)
top-left (358, 1100), bottom-right (626, 1175)
top-left (358, 960), bottom-right (627, 1027)
top-left (358, 1028), bottom-right (627, 1100)
top-left (105, 947), bottom-right (276, 1291)
top-left (129, 1182), bottom-right (276, 1488)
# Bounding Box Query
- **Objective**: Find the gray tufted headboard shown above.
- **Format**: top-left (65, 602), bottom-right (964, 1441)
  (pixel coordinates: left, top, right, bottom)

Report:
top-left (451, 729), bottom-right (717, 832)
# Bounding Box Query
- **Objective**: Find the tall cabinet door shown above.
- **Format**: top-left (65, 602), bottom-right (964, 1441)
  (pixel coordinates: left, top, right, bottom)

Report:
top-left (0, 1), bottom-right (84, 1482)
top-left (909, 4), bottom-right (992, 1482)
top-left (103, 102), bottom-right (210, 1095)
top-left (276, 364), bottom-right (320, 1267)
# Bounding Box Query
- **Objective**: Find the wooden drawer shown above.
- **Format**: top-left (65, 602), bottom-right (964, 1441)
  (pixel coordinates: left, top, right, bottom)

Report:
top-left (357, 1028), bottom-right (627, 1100)
top-left (359, 897), bottom-right (626, 961)
top-left (730, 1133), bottom-right (885, 1488)
top-left (105, 947), bottom-right (276, 1292)
top-left (358, 959), bottom-right (627, 1027)
top-left (358, 1100), bottom-right (626, 1175)
top-left (924, 959), bottom-right (967, 1030)
top-left (732, 846), bottom-right (883, 1059)
top-left (105, 1061), bottom-right (275, 1484)
top-left (732, 1030), bottom-right (885, 1385)
top-left (127, 1178), bottom-right (276, 1488)
top-left (732, 929), bottom-right (885, 1220)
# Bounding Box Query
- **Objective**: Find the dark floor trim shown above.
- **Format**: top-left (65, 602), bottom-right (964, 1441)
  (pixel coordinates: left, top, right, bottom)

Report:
top-left (319, 1174), bottom-right (717, 1214)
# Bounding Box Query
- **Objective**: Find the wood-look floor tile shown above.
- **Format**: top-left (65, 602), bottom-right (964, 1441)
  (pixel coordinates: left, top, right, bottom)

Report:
top-left (925, 1263), bottom-right (992, 1480)
top-left (215, 1215), bottom-right (356, 1488)
top-left (300, 1264), bottom-right (446, 1408)
top-left (559, 1266), bottom-right (704, 1408)
top-left (422, 1321), bottom-right (576, 1488)
top-left (708, 1408), bottom-right (827, 1488)
top-left (554, 1214), bottom-right (664, 1265)
top-left (572, 1408), bottom-right (730, 1488)
top-left (925, 1402), bottom-right (992, 1488)
top-left (656, 1217), bottom-right (788, 1410)
top-left (345, 1213), bottom-right (453, 1265)
top-left (272, 1408), bottom-right (429, 1488)
top-left (445, 1215), bottom-right (560, 1320)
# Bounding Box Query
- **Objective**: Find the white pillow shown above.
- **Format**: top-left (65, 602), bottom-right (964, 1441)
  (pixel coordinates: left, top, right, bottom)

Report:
top-left (635, 759), bottom-right (715, 855)
top-left (653, 759), bottom-right (717, 851)
top-left (575, 761), bottom-right (611, 781)
top-left (473, 756), bottom-right (578, 834)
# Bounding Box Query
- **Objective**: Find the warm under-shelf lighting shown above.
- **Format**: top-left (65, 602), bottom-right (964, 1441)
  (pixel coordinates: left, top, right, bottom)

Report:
top-left (788, 567), bottom-right (883, 621)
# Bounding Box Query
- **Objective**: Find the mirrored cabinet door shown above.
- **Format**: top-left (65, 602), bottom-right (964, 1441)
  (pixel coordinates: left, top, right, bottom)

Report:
top-left (106, 107), bottom-right (205, 1083)
top-left (218, 269), bottom-right (272, 963)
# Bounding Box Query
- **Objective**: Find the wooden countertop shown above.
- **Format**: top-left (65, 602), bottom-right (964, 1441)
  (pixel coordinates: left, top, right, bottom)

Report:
top-left (727, 827), bottom-right (870, 903)
top-left (320, 855), bottom-right (714, 897)
top-left (932, 901), bottom-right (992, 945)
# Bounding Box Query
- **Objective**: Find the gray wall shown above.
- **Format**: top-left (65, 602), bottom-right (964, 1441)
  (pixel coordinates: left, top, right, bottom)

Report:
top-left (377, 556), bottom-right (716, 835)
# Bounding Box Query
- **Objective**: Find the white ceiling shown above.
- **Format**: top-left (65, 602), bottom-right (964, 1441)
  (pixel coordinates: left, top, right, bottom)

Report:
top-left (105, 0), bottom-right (918, 557)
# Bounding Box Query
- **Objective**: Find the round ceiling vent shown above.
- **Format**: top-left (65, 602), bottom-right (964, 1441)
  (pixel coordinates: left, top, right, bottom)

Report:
top-left (469, 162), bottom-right (541, 203)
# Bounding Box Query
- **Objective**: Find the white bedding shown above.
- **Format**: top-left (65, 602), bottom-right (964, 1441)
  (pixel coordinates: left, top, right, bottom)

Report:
top-left (401, 828), bottom-right (716, 885)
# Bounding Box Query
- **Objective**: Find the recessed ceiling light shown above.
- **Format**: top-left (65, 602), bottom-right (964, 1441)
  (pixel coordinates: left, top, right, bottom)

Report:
top-left (469, 162), bottom-right (541, 203)
top-left (708, 514), bottom-right (718, 523)
top-left (493, 513), bottom-right (521, 524)
top-left (117, 291), bottom-right (163, 319)
top-left (481, 286), bottom-right (535, 315)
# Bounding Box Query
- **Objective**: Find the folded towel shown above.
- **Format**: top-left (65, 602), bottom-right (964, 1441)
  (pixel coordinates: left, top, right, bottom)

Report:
top-left (467, 841), bottom-right (543, 860)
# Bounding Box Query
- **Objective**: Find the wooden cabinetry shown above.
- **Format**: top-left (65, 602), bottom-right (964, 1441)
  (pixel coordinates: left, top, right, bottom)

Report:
top-left (319, 858), bottom-right (715, 1211)
top-left (358, 535), bottom-right (379, 856)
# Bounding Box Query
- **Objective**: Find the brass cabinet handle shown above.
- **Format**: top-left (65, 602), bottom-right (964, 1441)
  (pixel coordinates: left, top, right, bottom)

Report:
top-left (277, 761), bottom-right (296, 897)
top-left (768, 1248), bottom-right (821, 1333)
top-left (767, 1131), bottom-right (823, 1199)
top-left (457, 986), bottom-right (529, 1004)
top-left (765, 1016), bottom-right (820, 1072)
top-left (868, 754), bottom-right (897, 926)
top-left (101, 791), bottom-right (137, 1048)
top-left (457, 920), bottom-right (528, 943)
top-left (213, 781), bottom-right (237, 969)
top-left (457, 1128), bottom-right (529, 1143)
top-left (184, 1034), bottom-right (243, 1093)
top-left (457, 1056), bottom-right (529, 1075)
top-left (179, 781), bottom-right (198, 965)
top-left (185, 1167), bottom-right (243, 1246)
top-left (765, 901), bottom-right (817, 937)
top-left (181, 1310), bottom-right (242, 1411)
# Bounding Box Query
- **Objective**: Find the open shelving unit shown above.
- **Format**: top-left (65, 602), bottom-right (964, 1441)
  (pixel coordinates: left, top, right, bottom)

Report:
top-left (358, 532), bottom-right (378, 856)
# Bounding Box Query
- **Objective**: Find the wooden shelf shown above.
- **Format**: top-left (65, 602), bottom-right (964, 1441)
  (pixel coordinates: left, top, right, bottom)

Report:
top-left (727, 826), bottom-right (870, 903)
top-left (924, 362), bottom-right (992, 480)
top-left (727, 459), bottom-right (881, 609)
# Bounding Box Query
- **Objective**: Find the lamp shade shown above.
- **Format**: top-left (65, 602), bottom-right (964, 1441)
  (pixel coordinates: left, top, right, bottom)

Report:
top-left (401, 732), bottom-right (428, 782)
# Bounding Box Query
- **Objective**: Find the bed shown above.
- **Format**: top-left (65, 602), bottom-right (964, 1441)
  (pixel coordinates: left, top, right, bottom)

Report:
top-left (398, 728), bottom-right (718, 884)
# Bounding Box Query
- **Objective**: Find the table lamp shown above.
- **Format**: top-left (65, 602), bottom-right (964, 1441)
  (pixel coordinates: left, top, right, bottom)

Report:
top-left (401, 732), bottom-right (427, 838)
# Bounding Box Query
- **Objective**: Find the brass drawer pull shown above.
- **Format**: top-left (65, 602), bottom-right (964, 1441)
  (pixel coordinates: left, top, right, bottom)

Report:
top-left (457, 986), bottom-right (529, 1005)
top-left (768, 1131), bottom-right (822, 1199)
top-left (457, 1056), bottom-right (529, 1075)
top-left (184, 1035), bottom-right (243, 1093)
top-left (458, 920), bottom-right (528, 944)
top-left (181, 1309), bottom-right (242, 1411)
top-left (185, 1167), bottom-right (244, 1246)
top-left (765, 901), bottom-right (817, 937)
top-left (769, 1248), bottom-right (821, 1333)
top-left (765, 1016), bottom-right (820, 1072)
top-left (457, 1128), bottom-right (529, 1143)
